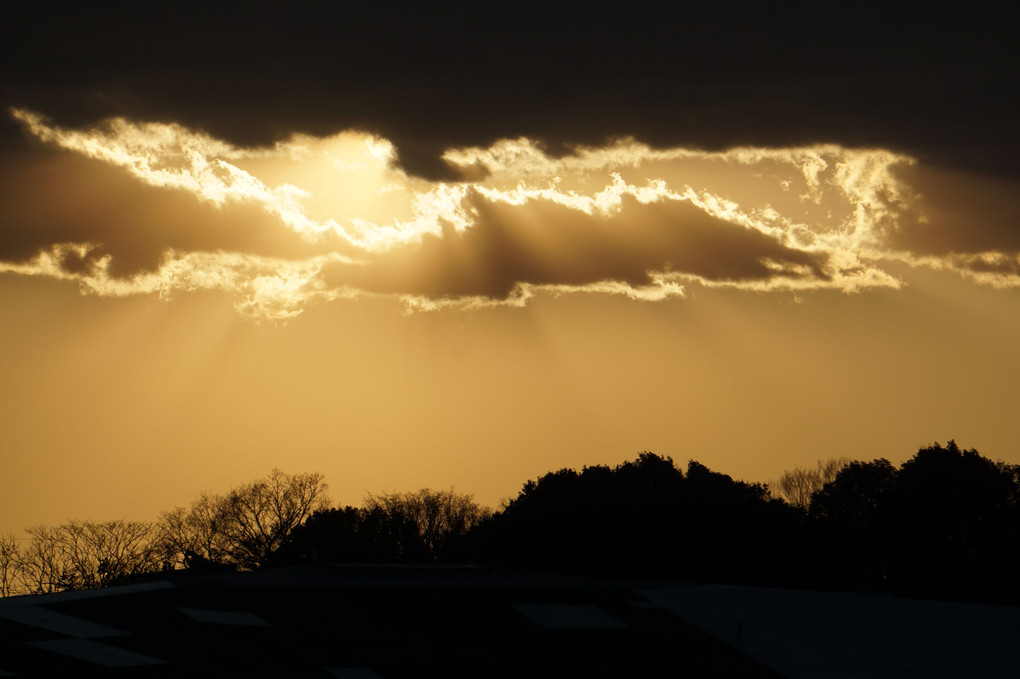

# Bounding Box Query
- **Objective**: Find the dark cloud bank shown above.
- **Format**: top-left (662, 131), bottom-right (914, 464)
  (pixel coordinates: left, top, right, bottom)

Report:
top-left (2, 2), bottom-right (1016, 179)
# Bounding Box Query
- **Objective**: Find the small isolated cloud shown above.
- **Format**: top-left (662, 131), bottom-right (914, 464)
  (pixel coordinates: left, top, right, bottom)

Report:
top-left (3, 109), bottom-right (1017, 318)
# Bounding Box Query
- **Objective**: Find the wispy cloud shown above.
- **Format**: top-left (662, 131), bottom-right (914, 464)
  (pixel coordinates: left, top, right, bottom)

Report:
top-left (0, 244), bottom-right (355, 320)
top-left (5, 109), bottom-right (1016, 318)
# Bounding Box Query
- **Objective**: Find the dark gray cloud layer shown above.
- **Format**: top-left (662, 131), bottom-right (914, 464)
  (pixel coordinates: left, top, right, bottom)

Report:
top-left (887, 165), bottom-right (1020, 256)
top-left (0, 147), bottom-right (342, 276)
top-left (2, 3), bottom-right (1016, 180)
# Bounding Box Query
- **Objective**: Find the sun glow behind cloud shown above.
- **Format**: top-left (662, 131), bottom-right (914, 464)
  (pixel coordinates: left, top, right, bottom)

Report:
top-left (5, 109), bottom-right (1018, 320)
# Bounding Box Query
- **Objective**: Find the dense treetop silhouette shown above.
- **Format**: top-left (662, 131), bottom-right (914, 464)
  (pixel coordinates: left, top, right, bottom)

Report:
top-left (2, 441), bottom-right (1017, 605)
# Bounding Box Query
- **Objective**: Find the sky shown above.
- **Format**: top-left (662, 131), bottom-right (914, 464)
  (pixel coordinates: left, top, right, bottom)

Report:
top-left (0, 3), bottom-right (1017, 534)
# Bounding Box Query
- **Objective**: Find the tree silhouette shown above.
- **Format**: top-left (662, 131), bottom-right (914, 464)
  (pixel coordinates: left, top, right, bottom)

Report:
top-left (0, 534), bottom-right (20, 597)
top-left (883, 441), bottom-right (1019, 597)
top-left (804, 442), bottom-right (1020, 601)
top-left (273, 505), bottom-right (419, 564)
top-left (475, 453), bottom-right (800, 582)
top-left (271, 489), bottom-right (489, 566)
top-left (363, 488), bottom-right (490, 561)
top-left (272, 506), bottom-right (371, 564)
top-left (218, 469), bottom-right (330, 569)
top-left (57, 519), bottom-right (162, 589)
top-left (773, 457), bottom-right (851, 510)
top-left (683, 460), bottom-right (802, 584)
top-left (3, 445), bottom-right (1018, 604)
top-left (157, 470), bottom-right (329, 570)
top-left (808, 458), bottom-right (897, 589)
top-left (18, 525), bottom-right (75, 594)
top-left (157, 492), bottom-right (232, 570)
top-left (10, 521), bottom-right (162, 594)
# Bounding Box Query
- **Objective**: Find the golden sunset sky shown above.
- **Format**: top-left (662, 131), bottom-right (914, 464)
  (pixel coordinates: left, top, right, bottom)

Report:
top-left (1, 4), bottom-right (1016, 534)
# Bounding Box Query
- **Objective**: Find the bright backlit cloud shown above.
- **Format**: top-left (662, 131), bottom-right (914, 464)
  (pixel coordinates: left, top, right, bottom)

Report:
top-left (4, 109), bottom-right (1018, 319)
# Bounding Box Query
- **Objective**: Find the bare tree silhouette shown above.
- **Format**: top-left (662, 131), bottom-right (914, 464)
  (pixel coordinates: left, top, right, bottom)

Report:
top-left (0, 534), bottom-right (20, 597)
top-left (772, 457), bottom-right (851, 510)
top-left (364, 488), bottom-right (490, 560)
top-left (219, 469), bottom-right (330, 569)
top-left (158, 492), bottom-right (232, 569)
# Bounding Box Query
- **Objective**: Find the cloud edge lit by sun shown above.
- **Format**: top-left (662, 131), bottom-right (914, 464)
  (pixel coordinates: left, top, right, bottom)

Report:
top-left (4, 108), bottom-right (1018, 320)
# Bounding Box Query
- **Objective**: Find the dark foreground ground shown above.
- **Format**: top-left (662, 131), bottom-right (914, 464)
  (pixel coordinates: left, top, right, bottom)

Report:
top-left (2, 565), bottom-right (1019, 678)
top-left (0, 565), bottom-right (777, 678)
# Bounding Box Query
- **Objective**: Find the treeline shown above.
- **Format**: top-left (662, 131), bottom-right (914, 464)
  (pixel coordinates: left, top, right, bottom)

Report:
top-left (0, 469), bottom-right (331, 596)
top-left (0, 470), bottom-right (491, 597)
top-left (2, 441), bottom-right (1019, 604)
top-left (804, 442), bottom-right (1020, 600)
top-left (465, 441), bottom-right (1020, 605)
